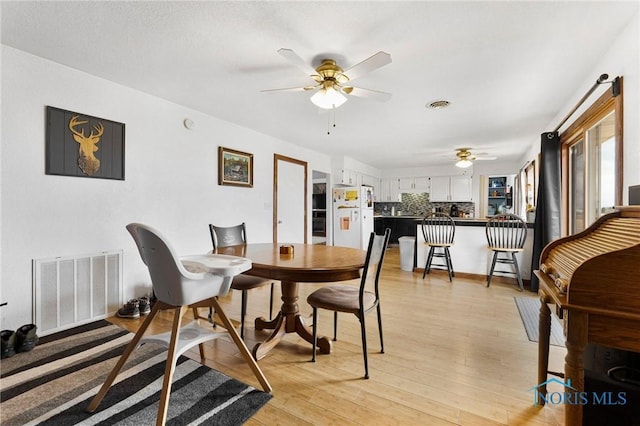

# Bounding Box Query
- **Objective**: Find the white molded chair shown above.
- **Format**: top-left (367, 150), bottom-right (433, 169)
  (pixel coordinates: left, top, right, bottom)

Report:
top-left (307, 229), bottom-right (391, 379)
top-left (87, 223), bottom-right (271, 425)
top-left (209, 223), bottom-right (276, 339)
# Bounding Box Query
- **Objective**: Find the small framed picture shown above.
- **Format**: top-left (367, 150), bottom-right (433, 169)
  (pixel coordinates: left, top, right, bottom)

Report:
top-left (218, 146), bottom-right (253, 187)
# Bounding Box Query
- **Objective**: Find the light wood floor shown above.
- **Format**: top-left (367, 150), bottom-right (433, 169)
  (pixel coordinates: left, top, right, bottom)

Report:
top-left (109, 248), bottom-right (566, 425)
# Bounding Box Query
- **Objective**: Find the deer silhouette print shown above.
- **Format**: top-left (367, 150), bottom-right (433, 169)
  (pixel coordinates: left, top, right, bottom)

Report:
top-left (69, 115), bottom-right (104, 176)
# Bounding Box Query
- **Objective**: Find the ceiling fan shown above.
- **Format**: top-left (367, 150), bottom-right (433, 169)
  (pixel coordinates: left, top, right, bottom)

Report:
top-left (455, 148), bottom-right (497, 168)
top-left (261, 48), bottom-right (392, 109)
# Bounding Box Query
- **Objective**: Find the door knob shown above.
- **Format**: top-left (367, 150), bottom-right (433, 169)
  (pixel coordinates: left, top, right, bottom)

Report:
top-left (278, 220), bottom-right (283, 224)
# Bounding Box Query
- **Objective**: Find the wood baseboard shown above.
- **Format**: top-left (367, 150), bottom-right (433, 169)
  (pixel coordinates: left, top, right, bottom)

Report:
top-left (416, 268), bottom-right (532, 288)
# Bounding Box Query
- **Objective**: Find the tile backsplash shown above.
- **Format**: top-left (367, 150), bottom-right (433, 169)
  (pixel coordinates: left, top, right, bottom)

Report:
top-left (375, 193), bottom-right (475, 217)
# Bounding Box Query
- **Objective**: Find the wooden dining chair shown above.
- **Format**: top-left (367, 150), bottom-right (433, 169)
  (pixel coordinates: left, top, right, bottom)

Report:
top-left (209, 223), bottom-right (275, 339)
top-left (485, 213), bottom-right (527, 291)
top-left (307, 228), bottom-right (391, 379)
top-left (421, 212), bottom-right (456, 281)
top-left (87, 223), bottom-right (271, 425)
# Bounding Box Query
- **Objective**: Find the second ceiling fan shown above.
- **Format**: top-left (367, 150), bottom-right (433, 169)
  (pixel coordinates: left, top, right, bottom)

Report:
top-left (262, 48), bottom-right (392, 109)
top-left (455, 148), bottom-right (497, 168)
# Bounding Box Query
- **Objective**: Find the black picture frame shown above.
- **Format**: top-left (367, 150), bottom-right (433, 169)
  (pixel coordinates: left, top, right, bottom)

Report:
top-left (46, 106), bottom-right (125, 180)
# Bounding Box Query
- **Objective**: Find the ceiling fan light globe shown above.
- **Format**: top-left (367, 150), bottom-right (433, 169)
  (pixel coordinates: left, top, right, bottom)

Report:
top-left (310, 87), bottom-right (347, 109)
top-left (455, 159), bottom-right (473, 168)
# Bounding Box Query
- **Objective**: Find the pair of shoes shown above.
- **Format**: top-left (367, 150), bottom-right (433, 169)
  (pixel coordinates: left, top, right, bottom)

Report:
top-left (117, 299), bottom-right (140, 319)
top-left (1, 324), bottom-right (39, 358)
top-left (138, 296), bottom-right (151, 315)
top-left (116, 296), bottom-right (152, 319)
top-left (16, 324), bottom-right (38, 352)
top-left (1, 330), bottom-right (16, 358)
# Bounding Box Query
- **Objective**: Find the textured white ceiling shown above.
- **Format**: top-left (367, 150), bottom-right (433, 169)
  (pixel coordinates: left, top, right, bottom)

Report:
top-left (2, 1), bottom-right (638, 169)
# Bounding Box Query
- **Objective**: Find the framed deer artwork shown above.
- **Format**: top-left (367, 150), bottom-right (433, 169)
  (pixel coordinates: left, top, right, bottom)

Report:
top-left (46, 106), bottom-right (125, 180)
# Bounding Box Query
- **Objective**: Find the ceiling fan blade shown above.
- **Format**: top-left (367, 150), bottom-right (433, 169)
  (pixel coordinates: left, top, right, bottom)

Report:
top-left (341, 86), bottom-right (392, 102)
top-left (475, 156), bottom-right (498, 161)
top-left (277, 48), bottom-right (319, 79)
top-left (342, 51), bottom-right (391, 81)
top-left (261, 85), bottom-right (318, 93)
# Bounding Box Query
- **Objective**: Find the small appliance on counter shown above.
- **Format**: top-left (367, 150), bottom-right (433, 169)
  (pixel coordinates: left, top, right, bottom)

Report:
top-left (449, 204), bottom-right (459, 217)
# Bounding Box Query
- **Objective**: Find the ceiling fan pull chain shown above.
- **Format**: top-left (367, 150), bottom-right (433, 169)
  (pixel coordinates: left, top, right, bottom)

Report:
top-left (333, 106), bottom-right (337, 129)
top-left (327, 111), bottom-right (331, 135)
top-left (326, 105), bottom-right (337, 135)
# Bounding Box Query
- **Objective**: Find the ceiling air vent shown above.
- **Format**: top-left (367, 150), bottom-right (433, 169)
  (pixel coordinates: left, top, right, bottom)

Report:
top-left (427, 100), bottom-right (450, 109)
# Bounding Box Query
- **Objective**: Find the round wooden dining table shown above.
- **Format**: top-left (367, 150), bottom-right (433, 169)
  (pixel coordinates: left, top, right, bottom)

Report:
top-left (214, 243), bottom-right (367, 360)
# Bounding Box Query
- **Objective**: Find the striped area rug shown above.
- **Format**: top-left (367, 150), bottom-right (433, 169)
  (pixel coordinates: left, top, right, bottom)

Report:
top-left (0, 320), bottom-right (271, 425)
top-left (514, 297), bottom-right (565, 347)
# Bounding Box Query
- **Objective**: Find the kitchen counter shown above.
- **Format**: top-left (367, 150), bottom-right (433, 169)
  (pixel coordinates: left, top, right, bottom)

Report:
top-left (374, 215), bottom-right (534, 282)
top-left (374, 215), bottom-right (533, 227)
top-left (375, 216), bottom-right (493, 246)
top-left (416, 223), bottom-right (534, 280)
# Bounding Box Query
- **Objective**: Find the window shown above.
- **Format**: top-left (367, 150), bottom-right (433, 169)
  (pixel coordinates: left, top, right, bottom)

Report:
top-left (525, 160), bottom-right (537, 210)
top-left (561, 81), bottom-right (623, 235)
top-left (568, 139), bottom-right (585, 233)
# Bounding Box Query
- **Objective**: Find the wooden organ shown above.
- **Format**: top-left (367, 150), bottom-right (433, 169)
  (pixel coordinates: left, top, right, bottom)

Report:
top-left (534, 206), bottom-right (640, 425)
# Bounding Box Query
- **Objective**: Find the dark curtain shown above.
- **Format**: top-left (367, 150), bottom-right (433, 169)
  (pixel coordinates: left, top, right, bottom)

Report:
top-left (530, 132), bottom-right (562, 291)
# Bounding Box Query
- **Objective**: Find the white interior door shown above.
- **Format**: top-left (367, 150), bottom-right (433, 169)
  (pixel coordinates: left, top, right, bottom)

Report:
top-left (274, 154), bottom-right (307, 243)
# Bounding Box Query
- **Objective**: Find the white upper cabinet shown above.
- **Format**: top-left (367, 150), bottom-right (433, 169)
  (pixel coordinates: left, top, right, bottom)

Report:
top-left (336, 169), bottom-right (362, 186)
top-left (398, 176), bottom-right (429, 193)
top-left (450, 175), bottom-right (473, 201)
top-left (429, 175), bottom-right (472, 202)
top-left (428, 176), bottom-right (450, 201)
top-left (378, 178), bottom-right (400, 202)
top-left (361, 174), bottom-right (379, 188)
top-left (334, 168), bottom-right (380, 199)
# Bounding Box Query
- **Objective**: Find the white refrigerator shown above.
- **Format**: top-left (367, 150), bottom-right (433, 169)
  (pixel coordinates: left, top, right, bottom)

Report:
top-left (332, 186), bottom-right (374, 249)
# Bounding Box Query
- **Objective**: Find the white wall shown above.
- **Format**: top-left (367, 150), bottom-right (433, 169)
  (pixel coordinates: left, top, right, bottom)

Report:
top-left (518, 11), bottom-right (640, 202)
top-left (0, 46), bottom-right (331, 329)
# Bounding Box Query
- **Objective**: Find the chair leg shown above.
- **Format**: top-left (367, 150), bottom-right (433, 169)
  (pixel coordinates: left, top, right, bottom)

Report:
top-left (376, 303), bottom-right (384, 354)
top-left (87, 302), bottom-right (161, 413)
top-left (269, 283), bottom-right (274, 320)
top-left (444, 247), bottom-right (453, 282)
top-left (192, 307), bottom-right (206, 360)
top-left (156, 305), bottom-right (189, 426)
top-left (359, 312), bottom-right (369, 379)
top-left (240, 290), bottom-right (248, 340)
top-left (445, 247), bottom-right (455, 277)
top-left (207, 301), bottom-right (217, 329)
top-left (511, 252), bottom-right (525, 292)
top-left (422, 247), bottom-right (434, 279)
top-left (209, 297), bottom-right (272, 393)
top-left (333, 311), bottom-right (338, 341)
top-left (487, 251), bottom-right (498, 287)
top-left (311, 307), bottom-right (318, 362)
